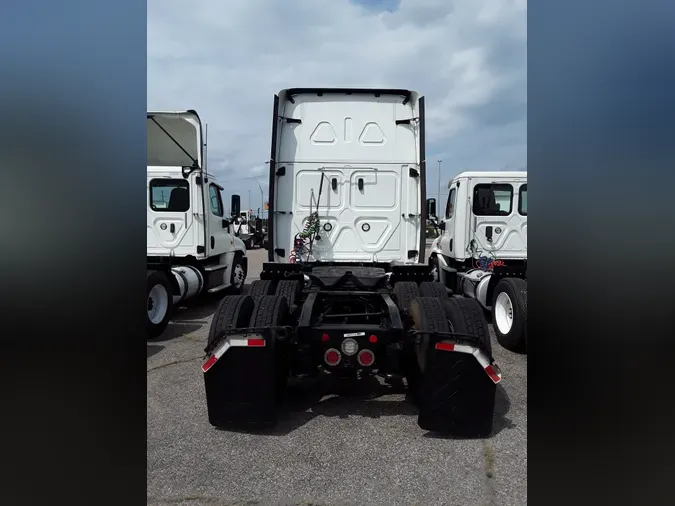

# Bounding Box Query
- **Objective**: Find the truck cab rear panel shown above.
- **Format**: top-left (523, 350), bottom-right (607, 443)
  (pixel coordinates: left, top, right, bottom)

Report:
top-left (267, 88), bottom-right (427, 265)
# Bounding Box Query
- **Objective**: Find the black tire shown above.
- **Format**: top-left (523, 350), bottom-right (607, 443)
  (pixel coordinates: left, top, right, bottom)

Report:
top-left (246, 279), bottom-right (276, 297)
top-left (275, 279), bottom-right (302, 306)
top-left (250, 295), bottom-right (291, 402)
top-left (442, 297), bottom-right (492, 356)
top-left (408, 296), bottom-right (451, 370)
top-left (405, 297), bottom-right (449, 405)
top-left (147, 270), bottom-right (173, 340)
top-left (206, 295), bottom-right (255, 352)
top-left (393, 281), bottom-right (420, 312)
top-left (229, 254), bottom-right (247, 294)
top-left (419, 281), bottom-right (448, 298)
top-left (491, 277), bottom-right (527, 353)
top-left (415, 296), bottom-right (497, 437)
top-left (204, 295), bottom-right (288, 429)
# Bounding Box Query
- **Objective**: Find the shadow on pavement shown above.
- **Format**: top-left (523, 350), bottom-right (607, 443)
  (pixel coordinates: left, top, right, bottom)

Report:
top-left (218, 374), bottom-right (416, 437)
top-left (170, 297), bottom-right (221, 323)
top-left (147, 344), bottom-right (164, 359)
top-left (169, 283), bottom-right (259, 324)
top-left (216, 374), bottom-right (513, 439)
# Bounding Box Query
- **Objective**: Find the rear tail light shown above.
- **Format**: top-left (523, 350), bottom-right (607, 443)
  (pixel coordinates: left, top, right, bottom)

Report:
top-left (357, 349), bottom-right (375, 367)
top-left (321, 333), bottom-right (330, 342)
top-left (369, 335), bottom-right (378, 343)
top-left (324, 348), bottom-right (341, 366)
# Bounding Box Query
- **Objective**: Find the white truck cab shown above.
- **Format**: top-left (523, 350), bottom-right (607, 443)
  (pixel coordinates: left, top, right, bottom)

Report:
top-left (428, 171), bottom-right (527, 352)
top-left (146, 110), bottom-right (247, 338)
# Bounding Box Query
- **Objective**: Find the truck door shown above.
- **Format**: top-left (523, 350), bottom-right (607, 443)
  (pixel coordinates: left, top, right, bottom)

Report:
top-left (517, 183), bottom-right (527, 244)
top-left (147, 174), bottom-right (196, 256)
top-left (469, 181), bottom-right (527, 259)
top-left (439, 184), bottom-right (457, 256)
top-left (206, 182), bottom-right (233, 256)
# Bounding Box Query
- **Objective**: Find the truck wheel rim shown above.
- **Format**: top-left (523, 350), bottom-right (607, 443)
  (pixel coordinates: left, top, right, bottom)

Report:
top-left (233, 264), bottom-right (245, 288)
top-left (494, 292), bottom-right (514, 334)
top-left (148, 284), bottom-right (169, 325)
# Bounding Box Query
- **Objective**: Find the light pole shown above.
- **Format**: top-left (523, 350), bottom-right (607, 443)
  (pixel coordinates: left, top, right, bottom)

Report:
top-left (254, 179), bottom-right (264, 217)
top-left (437, 159), bottom-right (442, 204)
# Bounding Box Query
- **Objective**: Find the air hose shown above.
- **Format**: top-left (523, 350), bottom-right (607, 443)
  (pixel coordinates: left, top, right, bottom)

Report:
top-left (289, 213), bottom-right (320, 263)
top-left (288, 172), bottom-right (328, 264)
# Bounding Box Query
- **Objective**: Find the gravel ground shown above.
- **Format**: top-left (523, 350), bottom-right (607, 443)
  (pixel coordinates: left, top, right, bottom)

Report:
top-left (147, 247), bottom-right (527, 506)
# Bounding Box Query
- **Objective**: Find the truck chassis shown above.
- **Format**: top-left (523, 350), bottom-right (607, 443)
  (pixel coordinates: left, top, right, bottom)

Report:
top-left (202, 262), bottom-right (502, 437)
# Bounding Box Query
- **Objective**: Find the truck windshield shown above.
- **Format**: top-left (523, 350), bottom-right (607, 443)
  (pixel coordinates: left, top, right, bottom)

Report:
top-left (150, 179), bottom-right (190, 212)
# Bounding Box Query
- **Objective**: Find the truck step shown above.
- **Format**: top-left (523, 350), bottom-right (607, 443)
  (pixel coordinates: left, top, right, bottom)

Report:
top-left (207, 283), bottom-right (229, 293)
top-left (204, 264), bottom-right (228, 272)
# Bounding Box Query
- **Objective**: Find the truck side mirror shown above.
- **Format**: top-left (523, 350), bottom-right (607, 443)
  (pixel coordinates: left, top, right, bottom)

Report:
top-left (231, 194), bottom-right (241, 217)
top-left (181, 162), bottom-right (200, 179)
top-left (222, 219), bottom-right (230, 229)
top-left (426, 198), bottom-right (437, 219)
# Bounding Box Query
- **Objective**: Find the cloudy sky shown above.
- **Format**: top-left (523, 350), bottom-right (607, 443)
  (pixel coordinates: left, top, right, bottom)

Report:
top-left (148, 0), bottom-right (526, 211)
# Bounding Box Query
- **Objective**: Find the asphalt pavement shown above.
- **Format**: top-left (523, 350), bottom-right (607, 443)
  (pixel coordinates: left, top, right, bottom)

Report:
top-left (147, 247), bottom-right (527, 506)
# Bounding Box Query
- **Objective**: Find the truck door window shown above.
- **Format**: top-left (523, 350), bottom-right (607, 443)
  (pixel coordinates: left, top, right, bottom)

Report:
top-left (209, 184), bottom-right (224, 217)
top-left (445, 188), bottom-right (457, 219)
top-left (472, 184), bottom-right (513, 216)
top-left (518, 184), bottom-right (527, 216)
top-left (150, 179), bottom-right (190, 212)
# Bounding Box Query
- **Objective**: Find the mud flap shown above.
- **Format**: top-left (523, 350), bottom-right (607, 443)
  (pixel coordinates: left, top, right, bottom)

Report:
top-left (416, 336), bottom-right (500, 437)
top-left (203, 333), bottom-right (278, 429)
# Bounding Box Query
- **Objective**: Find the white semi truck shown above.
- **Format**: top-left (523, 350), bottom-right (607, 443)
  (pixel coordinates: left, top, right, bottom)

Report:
top-left (146, 111), bottom-right (248, 338)
top-left (201, 89), bottom-right (503, 437)
top-left (427, 171), bottom-right (527, 352)
top-left (232, 209), bottom-right (268, 250)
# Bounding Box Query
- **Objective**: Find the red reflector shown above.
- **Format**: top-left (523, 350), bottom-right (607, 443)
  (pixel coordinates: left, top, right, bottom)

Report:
top-left (321, 333), bottom-right (330, 342)
top-left (357, 350), bottom-right (374, 366)
top-left (369, 334), bottom-right (378, 343)
top-left (435, 342), bottom-right (455, 352)
top-left (247, 338), bottom-right (265, 347)
top-left (325, 349), bottom-right (341, 365)
top-left (484, 364), bottom-right (501, 384)
top-left (201, 355), bottom-right (218, 373)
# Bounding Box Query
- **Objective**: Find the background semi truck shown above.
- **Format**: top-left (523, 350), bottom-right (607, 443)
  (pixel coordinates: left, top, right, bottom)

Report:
top-left (232, 209), bottom-right (268, 250)
top-left (146, 111), bottom-right (248, 338)
top-left (202, 89), bottom-right (502, 437)
top-left (427, 171), bottom-right (528, 352)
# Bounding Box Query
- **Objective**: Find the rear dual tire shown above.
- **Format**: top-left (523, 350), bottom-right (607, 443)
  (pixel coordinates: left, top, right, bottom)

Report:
top-left (203, 294), bottom-right (290, 430)
top-left (410, 296), bottom-right (496, 437)
top-left (393, 281), bottom-right (447, 402)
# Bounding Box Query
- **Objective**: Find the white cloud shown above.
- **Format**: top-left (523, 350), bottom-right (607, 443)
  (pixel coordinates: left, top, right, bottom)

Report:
top-left (148, 0), bottom-right (526, 206)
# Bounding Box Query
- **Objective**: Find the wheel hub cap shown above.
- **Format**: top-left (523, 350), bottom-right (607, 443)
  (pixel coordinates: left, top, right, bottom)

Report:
top-left (494, 292), bottom-right (514, 334)
top-left (148, 284), bottom-right (169, 325)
